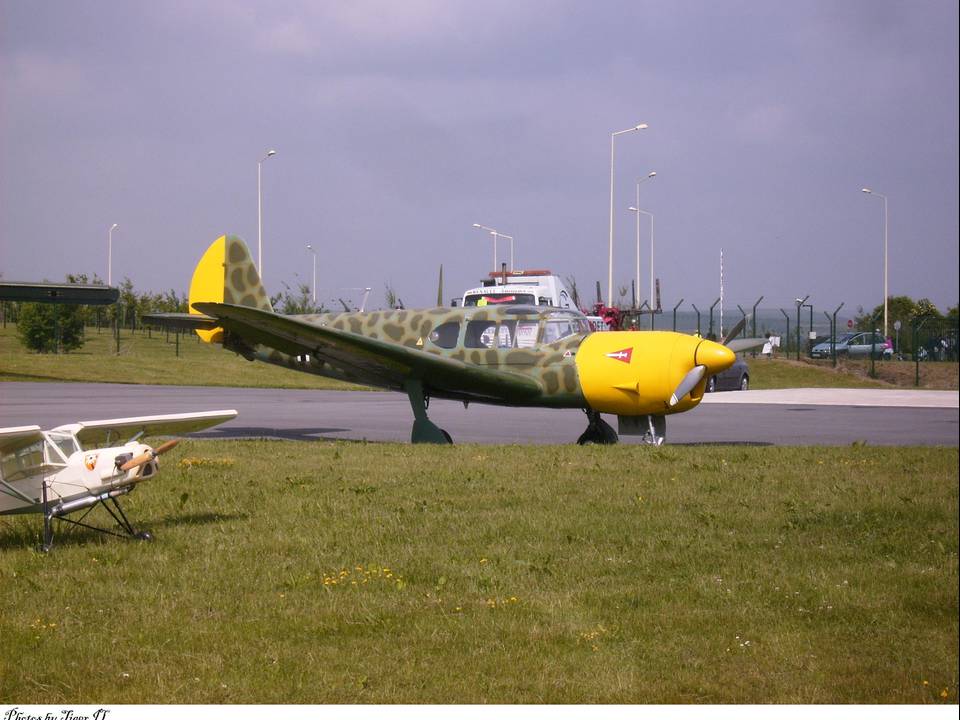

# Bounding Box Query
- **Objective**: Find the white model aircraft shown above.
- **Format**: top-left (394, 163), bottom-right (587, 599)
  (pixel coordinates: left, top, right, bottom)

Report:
top-left (0, 409), bottom-right (237, 551)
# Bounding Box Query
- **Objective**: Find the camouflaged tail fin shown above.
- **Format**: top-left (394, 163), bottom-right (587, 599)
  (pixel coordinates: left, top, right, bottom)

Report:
top-left (188, 235), bottom-right (273, 343)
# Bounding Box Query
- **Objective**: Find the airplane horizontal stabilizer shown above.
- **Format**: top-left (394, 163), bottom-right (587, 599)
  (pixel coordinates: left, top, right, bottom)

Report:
top-left (142, 312), bottom-right (219, 332)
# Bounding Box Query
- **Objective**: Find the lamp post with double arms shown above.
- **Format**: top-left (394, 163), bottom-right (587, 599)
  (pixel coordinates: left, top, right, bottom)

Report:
top-left (607, 123), bottom-right (648, 307)
top-left (472, 223), bottom-right (515, 272)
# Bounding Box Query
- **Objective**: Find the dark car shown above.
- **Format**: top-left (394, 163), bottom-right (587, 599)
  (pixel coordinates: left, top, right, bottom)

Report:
top-left (706, 355), bottom-right (749, 392)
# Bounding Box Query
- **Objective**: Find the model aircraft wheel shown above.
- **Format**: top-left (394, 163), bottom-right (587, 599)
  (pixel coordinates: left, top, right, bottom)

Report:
top-left (706, 376), bottom-right (716, 393)
top-left (135, 531), bottom-right (154, 542)
top-left (441, 429), bottom-right (453, 444)
top-left (739, 376), bottom-right (749, 391)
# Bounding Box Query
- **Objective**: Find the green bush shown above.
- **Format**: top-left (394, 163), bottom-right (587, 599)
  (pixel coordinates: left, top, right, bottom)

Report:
top-left (16, 302), bottom-right (85, 353)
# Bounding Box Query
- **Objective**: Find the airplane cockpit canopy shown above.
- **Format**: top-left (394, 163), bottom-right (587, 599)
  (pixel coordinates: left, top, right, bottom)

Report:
top-left (427, 308), bottom-right (591, 350)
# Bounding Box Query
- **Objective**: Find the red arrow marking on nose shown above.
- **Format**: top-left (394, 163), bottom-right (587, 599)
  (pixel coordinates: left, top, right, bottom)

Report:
top-left (605, 347), bottom-right (633, 363)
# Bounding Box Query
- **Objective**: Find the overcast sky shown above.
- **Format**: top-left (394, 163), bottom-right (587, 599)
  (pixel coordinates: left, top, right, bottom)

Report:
top-left (1, 0), bottom-right (957, 315)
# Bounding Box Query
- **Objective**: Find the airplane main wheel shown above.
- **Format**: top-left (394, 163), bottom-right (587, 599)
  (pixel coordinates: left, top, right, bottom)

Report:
top-left (135, 531), bottom-right (154, 541)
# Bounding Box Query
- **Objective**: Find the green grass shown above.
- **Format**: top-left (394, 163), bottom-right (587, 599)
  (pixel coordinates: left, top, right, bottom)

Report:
top-left (747, 356), bottom-right (888, 389)
top-left (0, 325), bottom-right (362, 389)
top-left (1, 442), bottom-right (956, 703)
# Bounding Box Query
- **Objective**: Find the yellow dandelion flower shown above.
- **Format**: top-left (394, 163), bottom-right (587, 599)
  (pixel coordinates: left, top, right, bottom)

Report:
top-left (941, 690), bottom-right (949, 699)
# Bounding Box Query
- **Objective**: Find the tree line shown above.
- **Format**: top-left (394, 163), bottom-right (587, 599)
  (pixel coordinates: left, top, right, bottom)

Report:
top-left (3, 274), bottom-right (331, 353)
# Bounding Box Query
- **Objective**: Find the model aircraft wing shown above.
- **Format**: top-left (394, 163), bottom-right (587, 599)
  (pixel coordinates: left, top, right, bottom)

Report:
top-left (0, 426), bottom-right (46, 457)
top-left (55, 410), bottom-right (238, 447)
top-left (193, 302), bottom-right (542, 402)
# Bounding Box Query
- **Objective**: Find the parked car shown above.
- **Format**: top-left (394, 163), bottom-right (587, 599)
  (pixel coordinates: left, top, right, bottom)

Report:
top-left (810, 331), bottom-right (892, 359)
top-left (706, 356), bottom-right (749, 392)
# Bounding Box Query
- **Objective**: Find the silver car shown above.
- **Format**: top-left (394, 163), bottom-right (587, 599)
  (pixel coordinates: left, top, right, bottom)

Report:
top-left (811, 332), bottom-right (892, 359)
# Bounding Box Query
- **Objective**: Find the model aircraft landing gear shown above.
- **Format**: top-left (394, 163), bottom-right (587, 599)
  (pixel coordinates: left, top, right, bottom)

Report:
top-left (577, 410), bottom-right (619, 445)
top-left (405, 380), bottom-right (453, 444)
top-left (641, 415), bottom-right (666, 446)
top-left (39, 482), bottom-right (154, 552)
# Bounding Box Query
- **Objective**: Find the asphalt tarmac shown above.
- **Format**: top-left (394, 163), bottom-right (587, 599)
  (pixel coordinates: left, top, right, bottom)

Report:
top-left (1, 382), bottom-right (957, 446)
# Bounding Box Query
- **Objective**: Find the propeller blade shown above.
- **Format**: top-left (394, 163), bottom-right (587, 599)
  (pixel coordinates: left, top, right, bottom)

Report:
top-left (726, 337), bottom-right (768, 353)
top-left (722, 317), bottom-right (746, 345)
top-left (669, 365), bottom-right (706, 407)
top-left (154, 439), bottom-right (179, 455)
top-left (118, 439), bottom-right (180, 471)
top-left (120, 452), bottom-right (152, 472)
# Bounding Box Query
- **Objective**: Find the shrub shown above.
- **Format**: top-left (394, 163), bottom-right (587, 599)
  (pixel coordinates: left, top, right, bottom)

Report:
top-left (16, 302), bottom-right (85, 353)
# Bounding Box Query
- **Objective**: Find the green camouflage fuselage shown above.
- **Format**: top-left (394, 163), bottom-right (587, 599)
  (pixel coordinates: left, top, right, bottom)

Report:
top-left (250, 305), bottom-right (589, 408)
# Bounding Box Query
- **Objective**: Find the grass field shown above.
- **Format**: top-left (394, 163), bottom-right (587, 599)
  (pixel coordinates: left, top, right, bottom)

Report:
top-left (2, 325), bottom-right (956, 390)
top-left (1, 441), bottom-right (956, 704)
top-left (0, 325), bottom-right (361, 389)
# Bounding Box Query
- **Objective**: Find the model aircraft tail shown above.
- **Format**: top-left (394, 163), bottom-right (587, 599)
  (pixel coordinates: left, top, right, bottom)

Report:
top-left (189, 235), bottom-right (273, 342)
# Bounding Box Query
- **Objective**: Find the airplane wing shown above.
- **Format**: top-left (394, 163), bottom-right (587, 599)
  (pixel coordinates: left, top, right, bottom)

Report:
top-left (141, 312), bottom-right (219, 332)
top-left (193, 302), bottom-right (542, 403)
top-left (55, 410), bottom-right (238, 447)
top-left (0, 426), bottom-right (46, 456)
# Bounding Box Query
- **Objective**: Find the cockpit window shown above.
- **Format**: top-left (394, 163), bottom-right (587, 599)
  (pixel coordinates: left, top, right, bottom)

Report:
top-left (47, 431), bottom-right (79, 460)
top-left (542, 318), bottom-right (583, 344)
top-left (497, 320), bottom-right (540, 348)
top-left (428, 321), bottom-right (460, 349)
top-left (465, 320), bottom-right (498, 348)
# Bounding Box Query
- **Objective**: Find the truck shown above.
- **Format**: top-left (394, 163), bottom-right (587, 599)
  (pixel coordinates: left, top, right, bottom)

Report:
top-left (460, 269), bottom-right (576, 310)
top-left (458, 269), bottom-right (607, 331)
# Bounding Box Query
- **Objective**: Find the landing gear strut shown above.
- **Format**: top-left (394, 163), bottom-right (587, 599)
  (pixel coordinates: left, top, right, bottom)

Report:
top-left (405, 379), bottom-right (452, 444)
top-left (39, 481), bottom-right (153, 553)
top-left (641, 414), bottom-right (666, 446)
top-left (577, 410), bottom-right (619, 445)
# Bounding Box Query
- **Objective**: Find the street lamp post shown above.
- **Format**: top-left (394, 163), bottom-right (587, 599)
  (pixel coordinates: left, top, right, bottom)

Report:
top-left (306, 244), bottom-right (317, 305)
top-left (257, 149), bottom-right (277, 277)
top-left (861, 187), bottom-right (888, 338)
top-left (107, 223), bottom-right (118, 286)
top-left (626, 172), bottom-right (656, 310)
top-left (472, 224), bottom-right (515, 272)
top-left (607, 123), bottom-right (648, 307)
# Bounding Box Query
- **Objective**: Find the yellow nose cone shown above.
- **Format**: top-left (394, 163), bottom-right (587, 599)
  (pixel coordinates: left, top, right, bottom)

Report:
top-left (697, 340), bottom-right (736, 375)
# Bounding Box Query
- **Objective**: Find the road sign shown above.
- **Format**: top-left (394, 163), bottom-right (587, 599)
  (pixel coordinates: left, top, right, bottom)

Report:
top-left (847, 319), bottom-right (854, 329)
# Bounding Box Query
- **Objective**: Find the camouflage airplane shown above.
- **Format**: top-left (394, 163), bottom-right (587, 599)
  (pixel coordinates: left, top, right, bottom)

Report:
top-left (154, 235), bottom-right (749, 445)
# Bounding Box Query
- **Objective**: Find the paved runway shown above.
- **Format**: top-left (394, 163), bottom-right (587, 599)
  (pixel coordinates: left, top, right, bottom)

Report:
top-left (1, 382), bottom-right (957, 446)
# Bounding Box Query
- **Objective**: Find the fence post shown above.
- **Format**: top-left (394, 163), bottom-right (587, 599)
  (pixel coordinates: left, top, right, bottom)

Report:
top-left (708, 297), bottom-right (720, 339)
top-left (751, 296), bottom-right (764, 340)
top-left (672, 298), bottom-right (684, 332)
top-left (779, 309), bottom-right (790, 357)
top-left (691, 303), bottom-right (701, 336)
top-left (830, 302), bottom-right (844, 367)
top-left (794, 295), bottom-right (809, 360)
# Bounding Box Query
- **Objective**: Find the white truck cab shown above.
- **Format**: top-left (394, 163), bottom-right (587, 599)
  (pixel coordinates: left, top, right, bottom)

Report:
top-left (461, 270), bottom-right (575, 310)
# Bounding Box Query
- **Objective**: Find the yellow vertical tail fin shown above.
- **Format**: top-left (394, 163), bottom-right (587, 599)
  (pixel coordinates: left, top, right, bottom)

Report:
top-left (189, 235), bottom-right (272, 342)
